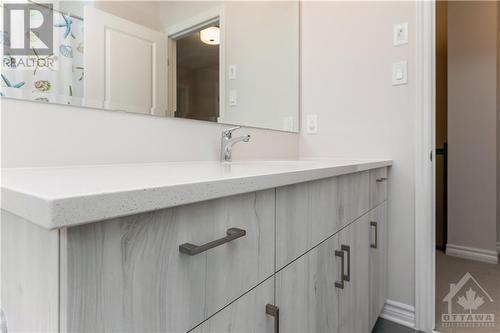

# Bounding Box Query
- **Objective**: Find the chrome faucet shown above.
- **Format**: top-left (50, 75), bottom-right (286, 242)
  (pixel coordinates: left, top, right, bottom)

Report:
top-left (221, 126), bottom-right (250, 162)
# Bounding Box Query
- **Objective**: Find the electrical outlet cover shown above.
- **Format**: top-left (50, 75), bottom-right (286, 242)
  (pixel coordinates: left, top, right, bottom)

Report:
top-left (306, 114), bottom-right (318, 134)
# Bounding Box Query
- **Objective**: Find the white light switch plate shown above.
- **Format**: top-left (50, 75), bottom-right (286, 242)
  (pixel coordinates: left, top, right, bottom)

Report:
top-left (393, 22), bottom-right (409, 46)
top-left (229, 90), bottom-right (237, 106)
top-left (392, 61), bottom-right (408, 86)
top-left (306, 114), bottom-right (318, 134)
top-left (228, 65), bottom-right (237, 80)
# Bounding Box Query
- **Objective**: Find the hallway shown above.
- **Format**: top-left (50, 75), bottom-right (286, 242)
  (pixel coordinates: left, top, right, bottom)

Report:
top-left (435, 251), bottom-right (500, 333)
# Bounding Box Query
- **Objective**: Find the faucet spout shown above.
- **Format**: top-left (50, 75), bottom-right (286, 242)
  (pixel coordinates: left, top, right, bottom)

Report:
top-left (229, 135), bottom-right (251, 145)
top-left (221, 127), bottom-right (250, 162)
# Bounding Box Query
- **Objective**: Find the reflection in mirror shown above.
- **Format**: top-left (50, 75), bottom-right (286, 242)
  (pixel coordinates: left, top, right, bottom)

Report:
top-left (175, 24), bottom-right (220, 122)
top-left (1, 1), bottom-right (299, 132)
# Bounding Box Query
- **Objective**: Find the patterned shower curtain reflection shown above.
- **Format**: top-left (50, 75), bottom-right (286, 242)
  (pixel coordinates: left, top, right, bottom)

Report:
top-left (1, 10), bottom-right (84, 105)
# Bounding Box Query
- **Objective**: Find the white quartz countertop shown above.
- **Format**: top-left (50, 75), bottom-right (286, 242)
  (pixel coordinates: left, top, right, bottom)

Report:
top-left (1, 159), bottom-right (392, 229)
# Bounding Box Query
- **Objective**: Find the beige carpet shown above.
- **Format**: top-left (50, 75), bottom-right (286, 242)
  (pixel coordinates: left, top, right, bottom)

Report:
top-left (435, 251), bottom-right (500, 333)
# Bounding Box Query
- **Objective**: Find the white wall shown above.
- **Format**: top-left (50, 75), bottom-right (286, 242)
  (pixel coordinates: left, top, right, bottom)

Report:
top-left (93, 1), bottom-right (163, 31)
top-left (57, 1), bottom-right (163, 31)
top-left (159, 1), bottom-right (299, 132)
top-left (159, 1), bottom-right (222, 27)
top-left (447, 1), bottom-right (498, 255)
top-left (299, 1), bottom-right (417, 307)
top-left (221, 2), bottom-right (299, 132)
top-left (1, 98), bottom-right (298, 168)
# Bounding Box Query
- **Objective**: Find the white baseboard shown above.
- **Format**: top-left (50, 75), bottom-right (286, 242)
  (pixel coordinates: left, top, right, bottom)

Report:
top-left (380, 299), bottom-right (415, 329)
top-left (446, 243), bottom-right (498, 264)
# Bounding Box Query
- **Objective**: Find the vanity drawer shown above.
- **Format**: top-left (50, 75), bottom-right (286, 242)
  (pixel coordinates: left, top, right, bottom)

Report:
top-left (370, 167), bottom-right (388, 208)
top-left (61, 190), bottom-right (275, 333)
top-left (275, 171), bottom-right (369, 270)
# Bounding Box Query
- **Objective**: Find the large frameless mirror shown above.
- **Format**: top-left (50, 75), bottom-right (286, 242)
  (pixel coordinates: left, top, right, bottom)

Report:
top-left (1, 1), bottom-right (300, 132)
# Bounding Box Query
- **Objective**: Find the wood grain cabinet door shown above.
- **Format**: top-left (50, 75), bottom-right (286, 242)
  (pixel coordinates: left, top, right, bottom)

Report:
top-left (276, 172), bottom-right (369, 270)
top-left (368, 202), bottom-right (388, 329)
top-left (60, 190), bottom-right (275, 333)
top-left (337, 215), bottom-right (370, 333)
top-left (275, 233), bottom-right (342, 333)
top-left (191, 278), bottom-right (275, 333)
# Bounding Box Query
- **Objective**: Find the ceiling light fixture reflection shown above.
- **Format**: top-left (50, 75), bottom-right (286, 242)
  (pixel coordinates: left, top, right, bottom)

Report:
top-left (200, 26), bottom-right (220, 45)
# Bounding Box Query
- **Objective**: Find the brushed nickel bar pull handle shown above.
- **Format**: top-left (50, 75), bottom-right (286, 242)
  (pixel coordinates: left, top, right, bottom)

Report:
top-left (266, 304), bottom-right (279, 333)
top-left (370, 221), bottom-right (378, 249)
top-left (335, 250), bottom-right (345, 289)
top-left (341, 245), bottom-right (351, 282)
top-left (376, 177), bottom-right (388, 183)
top-left (179, 228), bottom-right (246, 255)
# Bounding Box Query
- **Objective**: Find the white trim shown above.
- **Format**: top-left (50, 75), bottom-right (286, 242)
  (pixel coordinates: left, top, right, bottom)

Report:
top-left (165, 6), bottom-right (223, 38)
top-left (166, 38), bottom-right (176, 117)
top-left (217, 6), bottom-right (226, 123)
top-left (414, 1), bottom-right (436, 332)
top-left (446, 244), bottom-right (499, 264)
top-left (380, 300), bottom-right (416, 329)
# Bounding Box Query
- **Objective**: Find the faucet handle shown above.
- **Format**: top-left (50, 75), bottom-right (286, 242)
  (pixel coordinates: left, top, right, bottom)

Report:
top-left (222, 126), bottom-right (241, 138)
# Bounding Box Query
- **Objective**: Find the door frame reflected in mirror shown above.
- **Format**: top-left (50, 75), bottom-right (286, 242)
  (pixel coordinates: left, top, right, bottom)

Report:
top-left (166, 6), bottom-right (225, 122)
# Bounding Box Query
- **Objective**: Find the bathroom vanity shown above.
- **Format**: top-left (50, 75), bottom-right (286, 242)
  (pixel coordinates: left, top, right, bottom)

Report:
top-left (1, 160), bottom-right (390, 333)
